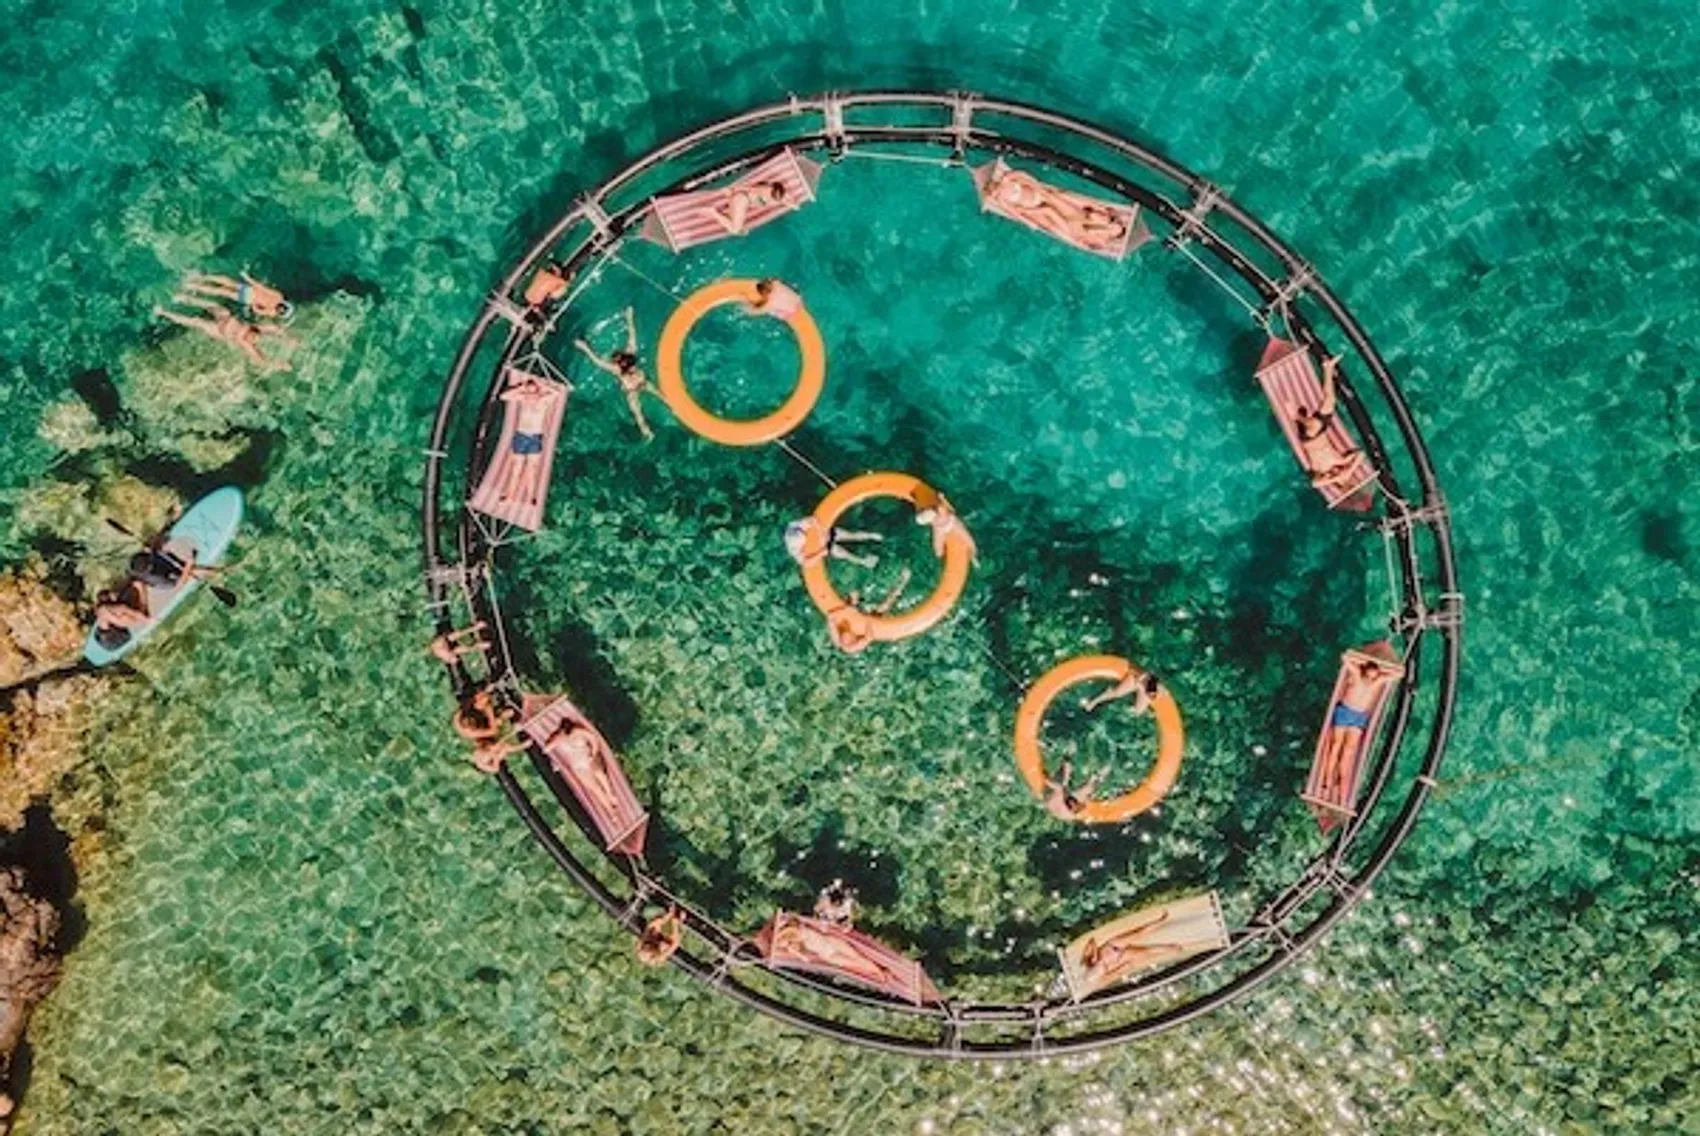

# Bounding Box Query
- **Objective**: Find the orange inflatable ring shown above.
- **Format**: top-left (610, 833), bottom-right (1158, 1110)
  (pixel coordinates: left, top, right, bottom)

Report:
top-left (800, 471), bottom-right (973, 644)
top-left (1013, 654), bottom-right (1185, 823)
top-left (656, 278), bottom-right (826, 446)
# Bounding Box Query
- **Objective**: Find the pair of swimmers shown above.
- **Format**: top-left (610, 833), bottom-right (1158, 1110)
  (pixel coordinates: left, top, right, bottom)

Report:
top-left (984, 166), bottom-right (1130, 254)
top-left (1041, 669), bottom-right (1163, 821)
top-left (155, 272), bottom-right (297, 371)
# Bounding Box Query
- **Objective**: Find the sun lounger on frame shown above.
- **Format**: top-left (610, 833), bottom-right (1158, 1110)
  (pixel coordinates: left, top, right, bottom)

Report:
top-left (1255, 338), bottom-right (1378, 511)
top-left (1302, 642), bottom-right (1406, 832)
top-left (971, 157), bottom-right (1150, 260)
top-left (641, 149), bottom-right (823, 253)
top-left (468, 368), bottom-right (569, 532)
top-left (519, 695), bottom-right (650, 857)
top-left (753, 912), bottom-right (940, 1006)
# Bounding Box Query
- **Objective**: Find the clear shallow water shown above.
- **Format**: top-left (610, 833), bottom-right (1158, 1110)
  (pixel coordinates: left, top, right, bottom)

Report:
top-left (2, 0), bottom-right (1696, 1132)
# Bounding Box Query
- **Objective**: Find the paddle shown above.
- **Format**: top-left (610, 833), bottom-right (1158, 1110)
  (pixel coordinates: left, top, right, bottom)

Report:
top-left (104, 518), bottom-right (238, 607)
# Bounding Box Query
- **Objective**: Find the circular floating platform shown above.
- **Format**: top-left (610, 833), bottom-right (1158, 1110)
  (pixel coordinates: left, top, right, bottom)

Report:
top-left (656, 278), bottom-right (826, 446)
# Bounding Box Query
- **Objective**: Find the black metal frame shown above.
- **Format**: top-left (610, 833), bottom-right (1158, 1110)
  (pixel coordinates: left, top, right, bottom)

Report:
top-left (420, 92), bottom-right (1463, 1058)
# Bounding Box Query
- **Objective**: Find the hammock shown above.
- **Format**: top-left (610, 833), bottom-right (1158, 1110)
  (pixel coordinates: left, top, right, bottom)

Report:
top-left (753, 912), bottom-right (941, 1006)
top-left (1254, 338), bottom-right (1378, 511)
top-left (467, 368), bottom-right (568, 532)
top-left (1058, 892), bottom-right (1229, 1002)
top-left (1302, 642), bottom-right (1406, 832)
top-left (641, 149), bottom-right (823, 253)
top-left (971, 158), bottom-right (1150, 260)
top-left (518, 695), bottom-right (649, 857)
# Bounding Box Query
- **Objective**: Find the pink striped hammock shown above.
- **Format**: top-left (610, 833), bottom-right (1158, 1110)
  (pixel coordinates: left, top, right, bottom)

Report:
top-left (519, 695), bottom-right (649, 857)
top-left (971, 158), bottom-right (1150, 260)
top-left (753, 912), bottom-right (941, 1006)
top-left (640, 149), bottom-right (823, 253)
top-left (467, 368), bottom-right (568, 532)
top-left (1254, 338), bottom-right (1378, 511)
top-left (1302, 642), bottom-right (1406, 832)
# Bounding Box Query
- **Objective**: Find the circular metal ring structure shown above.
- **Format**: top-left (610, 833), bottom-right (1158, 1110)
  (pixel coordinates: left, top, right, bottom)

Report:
top-left (421, 91), bottom-right (1463, 1059)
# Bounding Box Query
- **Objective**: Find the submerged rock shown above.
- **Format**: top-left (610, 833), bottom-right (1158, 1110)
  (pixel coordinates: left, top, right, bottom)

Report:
top-left (0, 564), bottom-right (83, 690)
top-left (0, 676), bottom-right (100, 834)
top-left (0, 864), bottom-right (63, 1126)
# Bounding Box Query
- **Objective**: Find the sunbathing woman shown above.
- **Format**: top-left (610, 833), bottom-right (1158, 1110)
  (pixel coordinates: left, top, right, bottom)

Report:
top-left (1082, 668), bottom-right (1161, 716)
top-left (494, 372), bottom-right (561, 513)
top-left (711, 180), bottom-right (787, 235)
top-left (636, 908), bottom-right (684, 967)
top-left (915, 495), bottom-right (976, 561)
top-left (825, 570), bottom-right (910, 655)
top-left (155, 297), bottom-right (295, 371)
top-left (772, 917), bottom-right (908, 991)
top-left (1293, 356), bottom-right (1367, 492)
top-left (745, 277), bottom-right (803, 323)
top-left (428, 622), bottom-right (489, 666)
top-left (1315, 652), bottom-right (1403, 802)
top-left (1042, 759), bottom-right (1105, 822)
top-left (1077, 909), bottom-right (1177, 989)
top-left (543, 722), bottom-right (626, 820)
top-left (784, 516), bottom-right (882, 569)
top-left (574, 308), bottom-right (654, 441)
top-left (989, 167), bottom-right (1129, 254)
top-left (181, 271), bottom-right (293, 321)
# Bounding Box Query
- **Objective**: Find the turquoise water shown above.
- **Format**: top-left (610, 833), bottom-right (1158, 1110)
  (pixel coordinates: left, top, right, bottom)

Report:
top-left (3, 0), bottom-right (1697, 1131)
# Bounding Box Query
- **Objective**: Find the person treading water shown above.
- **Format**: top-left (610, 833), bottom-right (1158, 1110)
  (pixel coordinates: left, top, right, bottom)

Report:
top-left (784, 516), bottom-right (882, 569)
top-left (575, 308), bottom-right (655, 441)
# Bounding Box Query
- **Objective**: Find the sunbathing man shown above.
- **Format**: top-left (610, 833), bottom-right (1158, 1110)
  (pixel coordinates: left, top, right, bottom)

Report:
top-left (636, 908), bottom-right (684, 967)
top-left (745, 277), bottom-right (803, 323)
top-left (1042, 759), bottom-right (1105, 822)
top-left (711, 180), bottom-right (787, 235)
top-left (574, 308), bottom-right (654, 441)
top-left (915, 495), bottom-right (976, 561)
top-left (1293, 356), bottom-right (1367, 492)
top-left (181, 271), bottom-right (294, 321)
top-left (1082, 667), bottom-right (1161, 716)
top-left (428, 622), bottom-right (489, 666)
top-left (1078, 909), bottom-right (1177, 989)
top-left (1315, 653), bottom-right (1403, 802)
top-left (494, 371), bottom-right (560, 513)
top-left (784, 515), bottom-right (881, 569)
top-left (543, 722), bottom-right (626, 821)
top-left (156, 297), bottom-right (296, 371)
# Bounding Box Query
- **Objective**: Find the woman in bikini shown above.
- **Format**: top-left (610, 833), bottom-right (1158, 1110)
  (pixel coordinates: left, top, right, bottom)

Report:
top-left (745, 277), bottom-right (803, 323)
top-left (496, 371), bottom-right (561, 512)
top-left (1042, 759), bottom-right (1106, 822)
top-left (543, 723), bottom-right (626, 822)
top-left (711, 180), bottom-right (787, 235)
top-left (1293, 356), bottom-right (1367, 491)
top-left (773, 917), bottom-right (907, 992)
top-left (1078, 910), bottom-right (1177, 990)
top-left (181, 271), bottom-right (294, 321)
top-left (574, 308), bottom-right (654, 441)
top-left (524, 260), bottom-right (571, 312)
top-left (1082, 667), bottom-right (1161, 716)
top-left (824, 570), bottom-right (910, 655)
top-left (915, 495), bottom-right (975, 561)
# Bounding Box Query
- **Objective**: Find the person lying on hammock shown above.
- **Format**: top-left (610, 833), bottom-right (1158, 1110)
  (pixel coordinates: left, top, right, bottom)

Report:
top-left (915, 495), bottom-right (976, 561)
top-left (1042, 759), bottom-right (1105, 822)
top-left (180, 271), bottom-right (293, 322)
top-left (636, 908), bottom-right (684, 967)
top-left (155, 297), bottom-right (296, 371)
top-left (985, 166), bottom-right (1125, 253)
top-left (771, 918), bottom-right (909, 991)
top-left (542, 720), bottom-right (627, 819)
top-left (574, 308), bottom-right (654, 441)
top-left (784, 516), bottom-right (882, 569)
top-left (1077, 909), bottom-right (1178, 989)
top-left (492, 371), bottom-right (561, 512)
top-left (711, 179), bottom-right (787, 235)
top-left (1292, 356), bottom-right (1367, 492)
top-left (1314, 652), bottom-right (1404, 802)
top-left (1082, 668), bottom-right (1161, 716)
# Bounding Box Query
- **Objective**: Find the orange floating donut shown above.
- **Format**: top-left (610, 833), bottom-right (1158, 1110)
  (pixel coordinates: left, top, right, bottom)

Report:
top-left (800, 472), bottom-right (973, 644)
top-left (655, 278), bottom-right (826, 446)
top-left (1013, 654), bottom-right (1185, 823)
